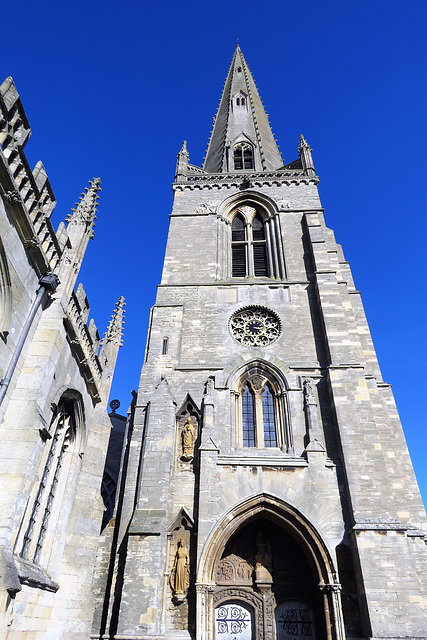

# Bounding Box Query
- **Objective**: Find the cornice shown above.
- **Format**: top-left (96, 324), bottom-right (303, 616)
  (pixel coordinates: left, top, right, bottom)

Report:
top-left (173, 169), bottom-right (319, 191)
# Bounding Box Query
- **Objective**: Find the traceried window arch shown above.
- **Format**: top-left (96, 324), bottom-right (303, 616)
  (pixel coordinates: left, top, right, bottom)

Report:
top-left (19, 395), bottom-right (83, 566)
top-left (233, 367), bottom-right (293, 452)
top-left (231, 209), bottom-right (268, 277)
top-left (233, 142), bottom-right (253, 170)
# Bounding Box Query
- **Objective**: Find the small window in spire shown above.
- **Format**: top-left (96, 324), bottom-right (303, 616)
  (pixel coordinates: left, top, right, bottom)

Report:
top-left (233, 142), bottom-right (253, 171)
top-left (237, 66), bottom-right (242, 74)
top-left (236, 97), bottom-right (240, 106)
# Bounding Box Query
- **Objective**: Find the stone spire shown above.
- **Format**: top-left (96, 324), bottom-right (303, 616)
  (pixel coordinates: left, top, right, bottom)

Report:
top-left (298, 134), bottom-right (315, 175)
top-left (66, 177), bottom-right (101, 239)
top-left (203, 44), bottom-right (283, 173)
top-left (98, 296), bottom-right (125, 398)
top-left (102, 296), bottom-right (125, 347)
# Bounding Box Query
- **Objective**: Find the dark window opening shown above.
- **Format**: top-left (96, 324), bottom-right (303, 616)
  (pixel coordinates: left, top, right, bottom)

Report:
top-left (262, 383), bottom-right (277, 447)
top-left (233, 143), bottom-right (253, 171)
top-left (232, 215), bottom-right (247, 277)
top-left (162, 338), bottom-right (168, 355)
top-left (242, 384), bottom-right (256, 447)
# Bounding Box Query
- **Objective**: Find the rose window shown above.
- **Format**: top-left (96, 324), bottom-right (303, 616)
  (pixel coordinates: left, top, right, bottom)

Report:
top-left (229, 307), bottom-right (281, 347)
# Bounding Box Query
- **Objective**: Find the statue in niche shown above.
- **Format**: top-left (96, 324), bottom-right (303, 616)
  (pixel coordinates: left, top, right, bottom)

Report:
top-left (254, 530), bottom-right (273, 583)
top-left (170, 538), bottom-right (190, 595)
top-left (181, 416), bottom-right (195, 461)
top-left (204, 377), bottom-right (214, 397)
top-left (303, 377), bottom-right (316, 405)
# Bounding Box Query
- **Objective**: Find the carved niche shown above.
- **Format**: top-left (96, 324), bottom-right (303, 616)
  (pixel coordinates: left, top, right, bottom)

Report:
top-left (176, 396), bottom-right (200, 468)
top-left (216, 553), bottom-right (253, 586)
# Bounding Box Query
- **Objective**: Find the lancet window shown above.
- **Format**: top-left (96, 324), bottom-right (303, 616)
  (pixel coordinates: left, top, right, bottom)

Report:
top-left (233, 142), bottom-right (253, 170)
top-left (231, 209), bottom-right (268, 277)
top-left (233, 368), bottom-right (292, 451)
top-left (19, 395), bottom-right (82, 566)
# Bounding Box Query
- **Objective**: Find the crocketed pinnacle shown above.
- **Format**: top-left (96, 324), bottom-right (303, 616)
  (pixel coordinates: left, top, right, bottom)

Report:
top-left (65, 178), bottom-right (102, 234)
top-left (103, 296), bottom-right (125, 346)
top-left (203, 44), bottom-right (282, 173)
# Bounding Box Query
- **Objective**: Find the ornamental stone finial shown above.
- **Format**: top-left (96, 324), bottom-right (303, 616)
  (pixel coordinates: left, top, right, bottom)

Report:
top-left (65, 178), bottom-right (102, 237)
top-left (298, 134), bottom-right (315, 175)
top-left (103, 296), bottom-right (125, 346)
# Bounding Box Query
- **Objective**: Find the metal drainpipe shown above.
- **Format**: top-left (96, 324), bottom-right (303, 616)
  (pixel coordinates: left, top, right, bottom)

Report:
top-left (0, 272), bottom-right (60, 406)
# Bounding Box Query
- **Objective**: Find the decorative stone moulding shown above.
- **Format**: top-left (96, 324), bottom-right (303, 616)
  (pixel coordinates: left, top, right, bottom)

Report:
top-left (229, 306), bottom-right (281, 347)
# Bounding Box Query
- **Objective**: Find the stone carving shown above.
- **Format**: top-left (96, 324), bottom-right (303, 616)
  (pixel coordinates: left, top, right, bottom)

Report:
top-left (229, 306), bottom-right (281, 347)
top-left (5, 190), bottom-right (21, 206)
top-left (194, 201), bottom-right (218, 214)
top-left (276, 199), bottom-right (291, 210)
top-left (216, 553), bottom-right (253, 585)
top-left (103, 296), bottom-right (125, 346)
top-left (303, 377), bottom-right (316, 405)
top-left (204, 376), bottom-right (214, 397)
top-left (249, 374), bottom-right (264, 392)
top-left (254, 530), bottom-right (273, 586)
top-left (65, 177), bottom-right (101, 228)
top-left (239, 205), bottom-right (256, 218)
top-left (181, 417), bottom-right (195, 461)
top-left (170, 539), bottom-right (190, 595)
top-left (24, 238), bottom-right (41, 254)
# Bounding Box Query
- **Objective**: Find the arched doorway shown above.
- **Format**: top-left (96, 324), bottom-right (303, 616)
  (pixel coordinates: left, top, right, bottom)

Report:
top-left (213, 518), bottom-right (321, 639)
top-left (196, 495), bottom-right (345, 640)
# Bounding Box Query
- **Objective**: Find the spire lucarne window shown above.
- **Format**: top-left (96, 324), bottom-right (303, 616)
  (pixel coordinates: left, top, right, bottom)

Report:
top-left (233, 142), bottom-right (253, 170)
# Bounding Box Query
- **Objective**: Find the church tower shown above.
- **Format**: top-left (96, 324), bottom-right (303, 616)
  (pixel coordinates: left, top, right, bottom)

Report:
top-left (94, 45), bottom-right (427, 640)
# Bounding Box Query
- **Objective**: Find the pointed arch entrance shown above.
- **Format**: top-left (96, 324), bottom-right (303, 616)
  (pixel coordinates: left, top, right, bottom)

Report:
top-left (196, 494), bottom-right (345, 640)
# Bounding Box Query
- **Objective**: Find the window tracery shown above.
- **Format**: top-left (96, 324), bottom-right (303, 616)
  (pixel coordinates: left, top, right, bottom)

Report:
top-left (19, 395), bottom-right (82, 566)
top-left (231, 210), bottom-right (268, 277)
top-left (233, 142), bottom-right (253, 170)
top-left (216, 198), bottom-right (286, 280)
top-left (233, 366), bottom-right (292, 451)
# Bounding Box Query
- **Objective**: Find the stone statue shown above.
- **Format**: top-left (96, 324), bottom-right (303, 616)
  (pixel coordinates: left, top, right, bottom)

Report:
top-left (254, 530), bottom-right (273, 583)
top-left (170, 539), bottom-right (190, 595)
top-left (303, 377), bottom-right (316, 404)
top-left (181, 417), bottom-right (195, 461)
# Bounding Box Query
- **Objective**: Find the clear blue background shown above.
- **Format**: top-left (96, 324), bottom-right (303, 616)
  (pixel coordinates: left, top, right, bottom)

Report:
top-left (1, 0), bottom-right (426, 507)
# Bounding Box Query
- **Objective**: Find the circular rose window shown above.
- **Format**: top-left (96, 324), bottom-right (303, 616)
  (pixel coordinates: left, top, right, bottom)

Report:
top-left (229, 306), bottom-right (281, 347)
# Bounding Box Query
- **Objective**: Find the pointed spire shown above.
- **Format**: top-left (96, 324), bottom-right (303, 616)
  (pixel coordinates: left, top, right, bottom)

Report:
top-left (103, 296), bottom-right (125, 347)
top-left (203, 45), bottom-right (282, 173)
top-left (175, 140), bottom-right (189, 184)
top-left (65, 177), bottom-right (101, 238)
top-left (298, 134), bottom-right (315, 175)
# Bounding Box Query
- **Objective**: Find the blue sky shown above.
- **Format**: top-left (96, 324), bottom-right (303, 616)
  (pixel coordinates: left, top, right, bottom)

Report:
top-left (1, 0), bottom-right (426, 506)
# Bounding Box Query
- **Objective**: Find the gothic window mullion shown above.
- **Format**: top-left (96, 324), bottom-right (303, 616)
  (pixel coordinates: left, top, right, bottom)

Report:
top-left (20, 413), bottom-right (66, 559)
top-left (231, 214), bottom-right (248, 277)
top-left (247, 223), bottom-right (255, 276)
top-left (265, 220), bottom-right (275, 277)
top-left (253, 388), bottom-right (265, 448)
top-left (262, 383), bottom-right (278, 448)
top-left (242, 384), bottom-right (256, 447)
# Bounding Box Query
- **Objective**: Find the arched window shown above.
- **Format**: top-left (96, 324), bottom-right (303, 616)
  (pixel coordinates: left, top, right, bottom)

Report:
top-left (231, 214), bottom-right (247, 277)
top-left (234, 369), bottom-right (292, 451)
top-left (252, 214), bottom-right (267, 276)
top-left (262, 383), bottom-right (277, 447)
top-left (231, 209), bottom-right (268, 277)
top-left (242, 384), bottom-right (256, 447)
top-left (233, 143), bottom-right (253, 170)
top-left (19, 395), bottom-right (82, 566)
